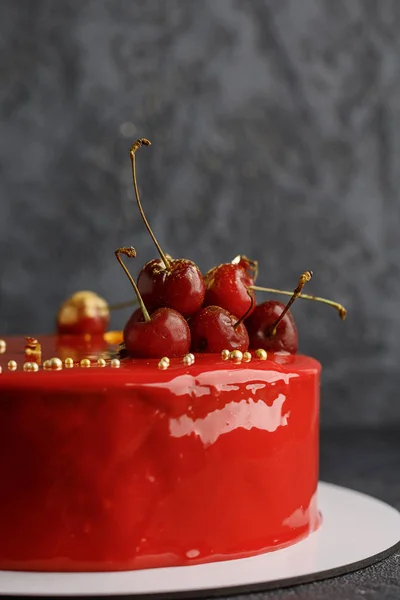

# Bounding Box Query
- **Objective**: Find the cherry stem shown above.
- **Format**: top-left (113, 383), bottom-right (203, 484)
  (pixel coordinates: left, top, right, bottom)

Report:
top-left (249, 283), bottom-right (347, 320)
top-left (269, 271), bottom-right (313, 336)
top-left (234, 290), bottom-right (255, 330)
top-left (114, 247), bottom-right (151, 323)
top-left (108, 299), bottom-right (137, 311)
top-left (130, 139), bottom-right (171, 271)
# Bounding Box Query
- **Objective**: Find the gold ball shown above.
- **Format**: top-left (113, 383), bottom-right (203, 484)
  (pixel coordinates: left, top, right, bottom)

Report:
top-left (97, 358), bottom-right (106, 367)
top-left (158, 358), bottom-right (170, 370)
top-left (243, 351), bottom-right (252, 362)
top-left (230, 350), bottom-right (243, 362)
top-left (42, 359), bottom-right (51, 370)
top-left (160, 356), bottom-right (170, 366)
top-left (183, 354), bottom-right (194, 366)
top-left (64, 357), bottom-right (74, 368)
top-left (23, 362), bottom-right (39, 372)
top-left (187, 353), bottom-right (195, 362)
top-left (221, 349), bottom-right (230, 361)
top-left (8, 360), bottom-right (17, 371)
top-left (0, 339), bottom-right (6, 354)
top-left (255, 348), bottom-right (268, 360)
top-left (110, 358), bottom-right (120, 368)
top-left (80, 358), bottom-right (91, 368)
top-left (49, 357), bottom-right (63, 370)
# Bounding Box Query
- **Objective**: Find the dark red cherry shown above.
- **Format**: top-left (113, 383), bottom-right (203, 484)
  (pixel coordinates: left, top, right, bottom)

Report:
top-left (203, 256), bottom-right (257, 319)
top-left (190, 305), bottom-right (249, 353)
top-left (245, 301), bottom-right (298, 354)
top-left (138, 258), bottom-right (205, 318)
top-left (124, 307), bottom-right (191, 358)
top-left (57, 291), bottom-right (110, 335)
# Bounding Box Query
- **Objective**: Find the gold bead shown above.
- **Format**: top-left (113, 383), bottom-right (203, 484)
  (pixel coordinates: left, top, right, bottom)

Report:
top-left (158, 358), bottom-right (170, 370)
top-left (110, 358), bottom-right (120, 368)
top-left (160, 356), bottom-right (170, 366)
top-left (80, 358), bottom-right (91, 368)
top-left (183, 354), bottom-right (194, 366)
top-left (255, 348), bottom-right (268, 360)
top-left (243, 351), bottom-right (252, 362)
top-left (23, 362), bottom-right (39, 372)
top-left (221, 349), bottom-right (230, 361)
top-left (64, 357), bottom-right (74, 368)
top-left (8, 360), bottom-right (17, 371)
top-left (97, 358), bottom-right (106, 367)
top-left (43, 359), bottom-right (51, 370)
top-left (230, 350), bottom-right (243, 362)
top-left (49, 357), bottom-right (63, 370)
top-left (0, 339), bottom-right (6, 354)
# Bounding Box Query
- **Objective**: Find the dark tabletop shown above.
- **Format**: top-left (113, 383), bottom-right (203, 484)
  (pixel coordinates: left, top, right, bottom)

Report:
top-left (3, 429), bottom-right (399, 600)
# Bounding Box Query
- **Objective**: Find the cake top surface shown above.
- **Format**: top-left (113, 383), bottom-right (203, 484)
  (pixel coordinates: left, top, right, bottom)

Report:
top-left (0, 334), bottom-right (320, 394)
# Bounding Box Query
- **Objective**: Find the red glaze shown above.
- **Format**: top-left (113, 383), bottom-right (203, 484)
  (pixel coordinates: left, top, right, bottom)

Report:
top-left (0, 335), bottom-right (320, 572)
top-left (204, 262), bottom-right (256, 319)
top-left (246, 301), bottom-right (299, 354)
top-left (137, 258), bottom-right (206, 318)
top-left (123, 308), bottom-right (191, 358)
top-left (190, 305), bottom-right (249, 353)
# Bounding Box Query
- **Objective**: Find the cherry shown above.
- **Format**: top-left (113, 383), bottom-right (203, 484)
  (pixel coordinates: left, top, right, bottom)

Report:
top-left (203, 255), bottom-right (258, 319)
top-left (190, 305), bottom-right (249, 353)
top-left (56, 291), bottom-right (110, 335)
top-left (124, 306), bottom-right (191, 358)
top-left (246, 271), bottom-right (313, 353)
top-left (115, 247), bottom-right (191, 358)
top-left (130, 139), bottom-right (205, 317)
top-left (246, 300), bottom-right (298, 353)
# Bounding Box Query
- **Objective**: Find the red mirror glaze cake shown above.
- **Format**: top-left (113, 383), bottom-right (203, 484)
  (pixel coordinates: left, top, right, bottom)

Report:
top-left (0, 335), bottom-right (320, 572)
top-left (0, 137), bottom-right (345, 572)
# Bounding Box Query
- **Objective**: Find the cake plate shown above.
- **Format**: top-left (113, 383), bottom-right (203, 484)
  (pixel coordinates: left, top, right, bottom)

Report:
top-left (0, 482), bottom-right (399, 598)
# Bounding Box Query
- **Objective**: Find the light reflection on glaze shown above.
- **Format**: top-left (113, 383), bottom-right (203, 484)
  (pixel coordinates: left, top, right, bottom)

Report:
top-left (283, 492), bottom-right (320, 532)
top-left (169, 394), bottom-right (288, 446)
top-left (141, 369), bottom-right (299, 398)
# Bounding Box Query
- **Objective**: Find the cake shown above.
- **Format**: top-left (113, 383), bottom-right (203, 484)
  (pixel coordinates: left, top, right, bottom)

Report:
top-left (0, 334), bottom-right (320, 572)
top-left (0, 137), bottom-right (344, 572)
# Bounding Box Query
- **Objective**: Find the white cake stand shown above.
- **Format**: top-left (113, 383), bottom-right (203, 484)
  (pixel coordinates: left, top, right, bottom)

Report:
top-left (0, 482), bottom-right (399, 597)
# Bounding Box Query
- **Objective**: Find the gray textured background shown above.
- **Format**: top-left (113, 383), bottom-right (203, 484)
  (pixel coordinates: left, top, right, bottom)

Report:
top-left (1, 0), bottom-right (400, 427)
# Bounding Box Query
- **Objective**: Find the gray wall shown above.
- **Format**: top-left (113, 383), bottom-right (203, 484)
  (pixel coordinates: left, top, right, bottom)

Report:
top-left (1, 0), bottom-right (399, 427)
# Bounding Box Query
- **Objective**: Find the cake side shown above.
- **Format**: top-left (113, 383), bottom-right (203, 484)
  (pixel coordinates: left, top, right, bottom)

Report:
top-left (0, 335), bottom-right (321, 571)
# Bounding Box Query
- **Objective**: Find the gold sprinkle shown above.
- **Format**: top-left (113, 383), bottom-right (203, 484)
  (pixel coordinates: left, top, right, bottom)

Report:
top-left (49, 357), bottom-right (63, 370)
top-left (0, 339), bottom-right (6, 354)
top-left (43, 359), bottom-right (51, 370)
top-left (160, 356), bottom-right (170, 366)
top-left (243, 351), bottom-right (252, 362)
top-left (221, 349), bottom-right (230, 361)
top-left (230, 350), bottom-right (243, 362)
top-left (110, 358), bottom-right (120, 368)
top-left (187, 353), bottom-right (195, 363)
top-left (183, 354), bottom-right (194, 366)
top-left (97, 358), bottom-right (106, 367)
top-left (23, 362), bottom-right (39, 372)
top-left (65, 357), bottom-right (74, 368)
top-left (255, 348), bottom-right (268, 360)
top-left (8, 360), bottom-right (17, 371)
top-left (80, 358), bottom-right (91, 368)
top-left (158, 358), bottom-right (170, 370)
